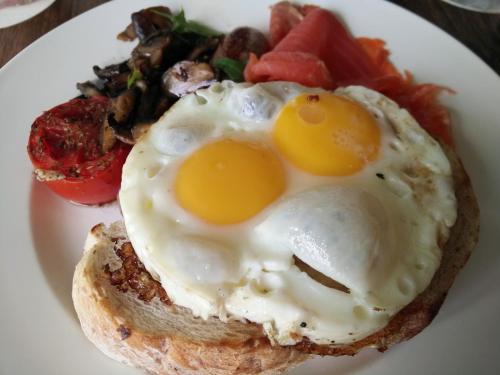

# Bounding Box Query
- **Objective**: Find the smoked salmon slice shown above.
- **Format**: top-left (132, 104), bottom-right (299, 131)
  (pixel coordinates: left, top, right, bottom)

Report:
top-left (274, 8), bottom-right (383, 82)
top-left (357, 37), bottom-right (401, 78)
top-left (245, 51), bottom-right (334, 89)
top-left (269, 1), bottom-right (318, 47)
top-left (269, 1), bottom-right (305, 47)
top-left (353, 38), bottom-right (453, 145)
top-left (245, 7), bottom-right (385, 86)
top-left (245, 1), bottom-right (454, 145)
top-left (392, 81), bottom-right (454, 145)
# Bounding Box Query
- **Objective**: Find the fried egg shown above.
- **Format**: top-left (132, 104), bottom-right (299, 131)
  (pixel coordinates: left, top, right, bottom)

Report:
top-left (119, 81), bottom-right (457, 345)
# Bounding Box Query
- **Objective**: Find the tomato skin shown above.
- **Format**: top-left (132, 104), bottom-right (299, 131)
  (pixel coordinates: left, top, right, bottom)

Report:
top-left (28, 96), bottom-right (109, 172)
top-left (27, 97), bottom-right (132, 205)
top-left (41, 142), bottom-right (131, 205)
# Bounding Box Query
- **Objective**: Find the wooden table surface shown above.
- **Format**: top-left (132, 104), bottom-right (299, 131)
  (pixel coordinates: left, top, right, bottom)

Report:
top-left (1, 0), bottom-right (499, 74)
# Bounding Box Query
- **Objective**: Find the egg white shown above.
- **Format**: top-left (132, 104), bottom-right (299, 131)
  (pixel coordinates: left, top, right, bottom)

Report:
top-left (119, 81), bottom-right (457, 345)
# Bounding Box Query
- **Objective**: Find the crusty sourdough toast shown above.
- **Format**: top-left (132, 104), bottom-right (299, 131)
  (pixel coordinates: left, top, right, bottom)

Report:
top-left (72, 221), bottom-right (309, 375)
top-left (72, 145), bottom-right (479, 374)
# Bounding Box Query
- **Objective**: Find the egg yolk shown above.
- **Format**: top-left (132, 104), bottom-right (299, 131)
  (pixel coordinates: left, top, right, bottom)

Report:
top-left (175, 139), bottom-right (286, 225)
top-left (273, 93), bottom-right (380, 176)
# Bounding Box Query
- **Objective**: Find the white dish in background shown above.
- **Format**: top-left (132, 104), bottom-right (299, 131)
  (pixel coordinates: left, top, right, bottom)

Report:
top-left (441, 0), bottom-right (500, 14)
top-left (0, 0), bottom-right (55, 29)
top-left (0, 0), bottom-right (499, 374)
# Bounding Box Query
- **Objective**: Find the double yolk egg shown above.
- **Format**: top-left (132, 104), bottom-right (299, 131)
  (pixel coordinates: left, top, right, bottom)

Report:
top-left (119, 82), bottom-right (457, 346)
top-left (175, 92), bottom-right (380, 225)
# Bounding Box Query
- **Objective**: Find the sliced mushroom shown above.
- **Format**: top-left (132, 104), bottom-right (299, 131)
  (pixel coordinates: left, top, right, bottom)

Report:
top-left (111, 89), bottom-right (136, 124)
top-left (93, 61), bottom-right (130, 80)
top-left (163, 35), bottom-right (202, 68)
top-left (76, 81), bottom-right (104, 98)
top-left (103, 72), bottom-right (131, 97)
top-left (130, 32), bottom-right (171, 75)
top-left (131, 6), bottom-right (172, 41)
top-left (107, 87), bottom-right (161, 145)
top-left (186, 37), bottom-right (222, 62)
top-left (100, 116), bottom-right (117, 153)
top-left (91, 62), bottom-right (131, 96)
top-left (212, 27), bottom-right (270, 62)
top-left (135, 82), bottom-right (161, 121)
top-left (162, 61), bottom-right (216, 97)
top-left (107, 89), bottom-right (138, 143)
top-left (117, 23), bottom-right (136, 41)
top-left (118, 6), bottom-right (172, 42)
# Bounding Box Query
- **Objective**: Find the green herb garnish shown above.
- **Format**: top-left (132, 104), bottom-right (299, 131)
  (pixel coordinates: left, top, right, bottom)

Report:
top-left (127, 68), bottom-right (142, 89)
top-left (152, 9), bottom-right (221, 38)
top-left (214, 58), bottom-right (246, 82)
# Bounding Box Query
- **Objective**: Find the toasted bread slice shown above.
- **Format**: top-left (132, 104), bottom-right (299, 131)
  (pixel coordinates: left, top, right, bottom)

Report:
top-left (72, 221), bottom-right (309, 375)
top-left (72, 145), bottom-right (479, 373)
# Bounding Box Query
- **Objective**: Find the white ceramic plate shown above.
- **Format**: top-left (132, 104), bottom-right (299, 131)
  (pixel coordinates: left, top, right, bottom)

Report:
top-left (1, 0), bottom-right (499, 374)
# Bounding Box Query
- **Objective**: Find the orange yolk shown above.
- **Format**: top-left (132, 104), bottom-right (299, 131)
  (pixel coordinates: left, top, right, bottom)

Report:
top-left (175, 139), bottom-right (286, 225)
top-left (273, 93), bottom-right (380, 176)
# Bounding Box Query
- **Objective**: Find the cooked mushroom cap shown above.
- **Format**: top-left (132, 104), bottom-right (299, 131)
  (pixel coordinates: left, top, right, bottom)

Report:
top-left (93, 61), bottom-right (130, 80)
top-left (213, 27), bottom-right (270, 62)
top-left (186, 37), bottom-right (221, 62)
top-left (100, 7), bottom-right (273, 146)
top-left (131, 6), bottom-right (172, 41)
top-left (100, 117), bottom-right (117, 153)
top-left (117, 23), bottom-right (136, 41)
top-left (76, 81), bottom-right (104, 98)
top-left (162, 61), bottom-right (216, 97)
top-left (106, 89), bottom-right (137, 144)
top-left (91, 62), bottom-right (131, 96)
top-left (110, 89), bottom-right (137, 124)
top-left (130, 33), bottom-right (171, 74)
top-left (118, 6), bottom-right (172, 42)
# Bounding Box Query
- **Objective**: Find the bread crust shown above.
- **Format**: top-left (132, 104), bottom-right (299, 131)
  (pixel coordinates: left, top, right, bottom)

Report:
top-left (72, 222), bottom-right (309, 375)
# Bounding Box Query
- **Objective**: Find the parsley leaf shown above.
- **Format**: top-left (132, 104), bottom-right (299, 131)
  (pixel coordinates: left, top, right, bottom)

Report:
top-left (214, 58), bottom-right (246, 82)
top-left (152, 9), bottom-right (221, 38)
top-left (127, 69), bottom-right (142, 89)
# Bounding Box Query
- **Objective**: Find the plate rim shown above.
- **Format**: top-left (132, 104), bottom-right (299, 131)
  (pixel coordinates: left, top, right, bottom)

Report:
top-left (1, 1), bottom-right (499, 374)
